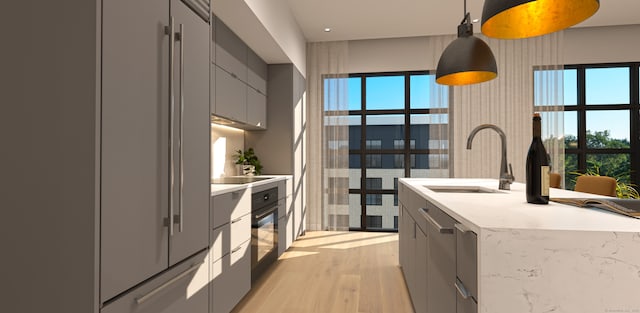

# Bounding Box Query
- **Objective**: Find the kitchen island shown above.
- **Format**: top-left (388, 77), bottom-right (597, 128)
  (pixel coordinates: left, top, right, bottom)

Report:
top-left (399, 178), bottom-right (640, 313)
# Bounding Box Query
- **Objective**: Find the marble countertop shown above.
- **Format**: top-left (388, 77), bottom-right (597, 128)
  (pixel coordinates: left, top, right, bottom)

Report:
top-left (401, 178), bottom-right (640, 313)
top-left (400, 178), bottom-right (640, 234)
top-left (211, 175), bottom-right (290, 196)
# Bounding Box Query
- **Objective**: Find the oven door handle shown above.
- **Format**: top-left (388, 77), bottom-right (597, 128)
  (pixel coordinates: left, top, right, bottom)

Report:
top-left (254, 206), bottom-right (277, 220)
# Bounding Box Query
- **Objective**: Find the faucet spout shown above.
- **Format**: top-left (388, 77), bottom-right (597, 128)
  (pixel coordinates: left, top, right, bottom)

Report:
top-left (466, 124), bottom-right (514, 190)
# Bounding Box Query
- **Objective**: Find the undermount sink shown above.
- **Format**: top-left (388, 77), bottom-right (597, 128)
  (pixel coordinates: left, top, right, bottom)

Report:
top-left (426, 185), bottom-right (503, 194)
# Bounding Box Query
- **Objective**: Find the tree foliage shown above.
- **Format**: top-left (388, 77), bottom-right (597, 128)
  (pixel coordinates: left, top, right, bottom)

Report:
top-left (564, 130), bottom-right (634, 196)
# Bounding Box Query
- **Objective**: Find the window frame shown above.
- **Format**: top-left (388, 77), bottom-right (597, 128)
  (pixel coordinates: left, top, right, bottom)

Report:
top-left (346, 71), bottom-right (450, 231)
top-left (545, 63), bottom-right (640, 188)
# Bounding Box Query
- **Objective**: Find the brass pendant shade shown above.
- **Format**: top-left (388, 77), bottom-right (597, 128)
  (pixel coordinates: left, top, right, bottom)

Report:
top-left (436, 19), bottom-right (497, 86)
top-left (481, 0), bottom-right (600, 39)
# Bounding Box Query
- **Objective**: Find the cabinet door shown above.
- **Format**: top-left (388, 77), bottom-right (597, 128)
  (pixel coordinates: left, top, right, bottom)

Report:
top-left (247, 49), bottom-right (267, 94)
top-left (402, 209), bottom-right (416, 302)
top-left (101, 0), bottom-right (170, 302)
top-left (169, 0), bottom-right (211, 266)
top-left (247, 87), bottom-right (267, 129)
top-left (414, 226), bottom-right (428, 313)
top-left (426, 206), bottom-right (457, 313)
top-left (211, 241), bottom-right (251, 313)
top-left (102, 251), bottom-right (209, 313)
top-left (214, 65), bottom-right (247, 122)
top-left (214, 18), bottom-right (247, 82)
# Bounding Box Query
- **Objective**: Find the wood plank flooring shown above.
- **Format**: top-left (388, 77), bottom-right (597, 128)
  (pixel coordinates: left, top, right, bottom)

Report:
top-left (232, 231), bottom-right (415, 313)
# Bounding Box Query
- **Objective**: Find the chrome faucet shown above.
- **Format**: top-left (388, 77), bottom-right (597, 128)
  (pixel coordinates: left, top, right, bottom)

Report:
top-left (466, 124), bottom-right (514, 190)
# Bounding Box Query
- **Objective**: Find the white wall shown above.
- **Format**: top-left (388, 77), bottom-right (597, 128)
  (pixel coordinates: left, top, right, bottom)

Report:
top-left (211, 124), bottom-right (245, 179)
top-left (349, 24), bottom-right (640, 73)
top-left (564, 25), bottom-right (640, 64)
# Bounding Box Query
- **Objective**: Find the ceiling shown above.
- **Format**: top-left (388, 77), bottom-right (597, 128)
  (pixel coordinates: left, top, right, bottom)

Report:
top-left (285, 0), bottom-right (640, 42)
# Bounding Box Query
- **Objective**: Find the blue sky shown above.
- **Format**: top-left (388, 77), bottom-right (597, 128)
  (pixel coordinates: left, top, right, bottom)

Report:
top-left (332, 69), bottom-right (634, 141)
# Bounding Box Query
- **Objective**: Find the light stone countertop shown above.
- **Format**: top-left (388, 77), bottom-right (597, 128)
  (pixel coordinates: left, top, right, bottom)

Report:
top-left (400, 178), bottom-right (640, 233)
top-left (400, 178), bottom-right (640, 313)
top-left (210, 175), bottom-right (290, 196)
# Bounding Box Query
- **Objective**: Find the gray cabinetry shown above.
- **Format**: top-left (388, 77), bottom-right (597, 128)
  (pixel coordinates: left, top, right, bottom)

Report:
top-left (398, 191), bottom-right (428, 313)
top-left (214, 65), bottom-right (247, 122)
top-left (214, 18), bottom-right (247, 82)
top-left (101, 250), bottom-right (209, 313)
top-left (247, 87), bottom-right (267, 128)
top-left (277, 177), bottom-right (294, 256)
top-left (422, 205), bottom-right (456, 313)
top-left (101, 0), bottom-right (170, 301)
top-left (399, 184), bottom-right (479, 313)
top-left (211, 16), bottom-right (267, 129)
top-left (456, 225), bottom-right (478, 313)
top-left (101, 0), bottom-right (209, 304)
top-left (210, 189), bottom-right (251, 313)
top-left (246, 65), bottom-right (306, 239)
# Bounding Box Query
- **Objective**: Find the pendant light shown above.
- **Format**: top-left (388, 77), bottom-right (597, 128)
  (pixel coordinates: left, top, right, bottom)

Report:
top-left (436, 0), bottom-right (497, 86)
top-left (481, 0), bottom-right (600, 39)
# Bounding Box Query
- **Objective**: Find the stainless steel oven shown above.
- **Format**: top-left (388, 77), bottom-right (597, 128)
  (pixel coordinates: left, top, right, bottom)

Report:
top-left (251, 186), bottom-right (279, 283)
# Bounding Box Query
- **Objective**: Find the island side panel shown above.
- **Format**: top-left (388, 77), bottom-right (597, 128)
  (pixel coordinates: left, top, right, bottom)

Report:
top-left (479, 228), bottom-right (640, 313)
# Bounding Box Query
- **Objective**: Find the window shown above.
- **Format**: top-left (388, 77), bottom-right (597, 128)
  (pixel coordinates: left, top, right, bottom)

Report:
top-left (535, 63), bottom-right (639, 189)
top-left (366, 215), bottom-right (383, 229)
top-left (339, 71), bottom-right (449, 231)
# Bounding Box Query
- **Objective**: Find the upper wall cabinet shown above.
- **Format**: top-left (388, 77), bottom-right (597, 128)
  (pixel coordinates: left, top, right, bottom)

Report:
top-left (214, 18), bottom-right (247, 82)
top-left (212, 16), bottom-right (267, 130)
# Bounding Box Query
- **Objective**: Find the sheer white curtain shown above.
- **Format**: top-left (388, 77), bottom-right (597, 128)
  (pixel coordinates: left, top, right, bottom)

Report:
top-left (453, 32), bottom-right (564, 184)
top-left (306, 41), bottom-right (349, 231)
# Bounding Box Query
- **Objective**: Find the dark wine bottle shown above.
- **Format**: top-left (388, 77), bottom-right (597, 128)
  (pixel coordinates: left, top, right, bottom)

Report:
top-left (526, 113), bottom-right (550, 204)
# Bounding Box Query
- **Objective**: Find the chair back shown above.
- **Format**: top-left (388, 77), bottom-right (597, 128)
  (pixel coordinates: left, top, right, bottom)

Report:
top-left (549, 172), bottom-right (561, 188)
top-left (574, 175), bottom-right (617, 197)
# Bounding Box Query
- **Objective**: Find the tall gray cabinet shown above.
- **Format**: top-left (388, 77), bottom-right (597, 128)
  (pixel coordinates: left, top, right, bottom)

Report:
top-left (245, 64), bottom-right (307, 243)
top-left (102, 0), bottom-right (210, 303)
top-left (1, 1), bottom-right (210, 312)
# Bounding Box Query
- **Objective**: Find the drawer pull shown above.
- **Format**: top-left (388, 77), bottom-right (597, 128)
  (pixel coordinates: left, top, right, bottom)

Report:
top-left (135, 261), bottom-right (204, 304)
top-left (455, 278), bottom-right (471, 300)
top-left (455, 223), bottom-right (472, 234)
top-left (231, 246), bottom-right (242, 253)
top-left (231, 217), bottom-right (242, 224)
top-left (419, 208), bottom-right (454, 234)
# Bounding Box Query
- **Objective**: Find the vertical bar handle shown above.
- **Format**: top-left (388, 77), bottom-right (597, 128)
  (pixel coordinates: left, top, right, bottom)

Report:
top-left (166, 17), bottom-right (175, 237)
top-left (178, 23), bottom-right (185, 233)
top-left (455, 278), bottom-right (472, 300)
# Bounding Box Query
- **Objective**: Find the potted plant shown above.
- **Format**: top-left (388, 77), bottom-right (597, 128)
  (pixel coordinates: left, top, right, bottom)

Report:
top-left (233, 148), bottom-right (263, 176)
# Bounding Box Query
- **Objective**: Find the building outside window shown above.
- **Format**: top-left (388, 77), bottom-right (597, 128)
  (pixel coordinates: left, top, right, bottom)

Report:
top-left (332, 71), bottom-right (449, 231)
top-left (534, 63), bottom-right (639, 190)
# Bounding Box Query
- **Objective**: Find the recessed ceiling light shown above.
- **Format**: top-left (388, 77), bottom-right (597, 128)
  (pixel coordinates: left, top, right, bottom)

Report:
top-left (324, 27), bottom-right (331, 32)
top-left (472, 18), bottom-right (479, 23)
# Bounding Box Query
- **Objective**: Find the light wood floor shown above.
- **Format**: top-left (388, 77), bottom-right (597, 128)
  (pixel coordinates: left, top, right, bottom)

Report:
top-left (232, 231), bottom-right (415, 313)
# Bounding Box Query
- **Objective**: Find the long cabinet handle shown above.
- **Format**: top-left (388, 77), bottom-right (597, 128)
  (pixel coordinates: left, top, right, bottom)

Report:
top-left (255, 206), bottom-right (277, 220)
top-left (455, 278), bottom-right (472, 300)
top-left (419, 208), bottom-right (454, 234)
top-left (166, 17), bottom-right (176, 237)
top-left (178, 23), bottom-right (185, 233)
top-left (231, 246), bottom-right (242, 253)
top-left (231, 217), bottom-right (242, 224)
top-left (135, 261), bottom-right (204, 305)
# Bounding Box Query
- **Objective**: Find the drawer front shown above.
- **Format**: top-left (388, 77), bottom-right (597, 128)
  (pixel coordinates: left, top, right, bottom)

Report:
top-left (211, 241), bottom-right (251, 313)
top-left (210, 223), bottom-right (230, 263)
top-left (457, 226), bottom-right (478, 299)
top-left (230, 213), bottom-right (251, 250)
top-left (212, 188), bottom-right (249, 229)
top-left (102, 250), bottom-right (209, 313)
